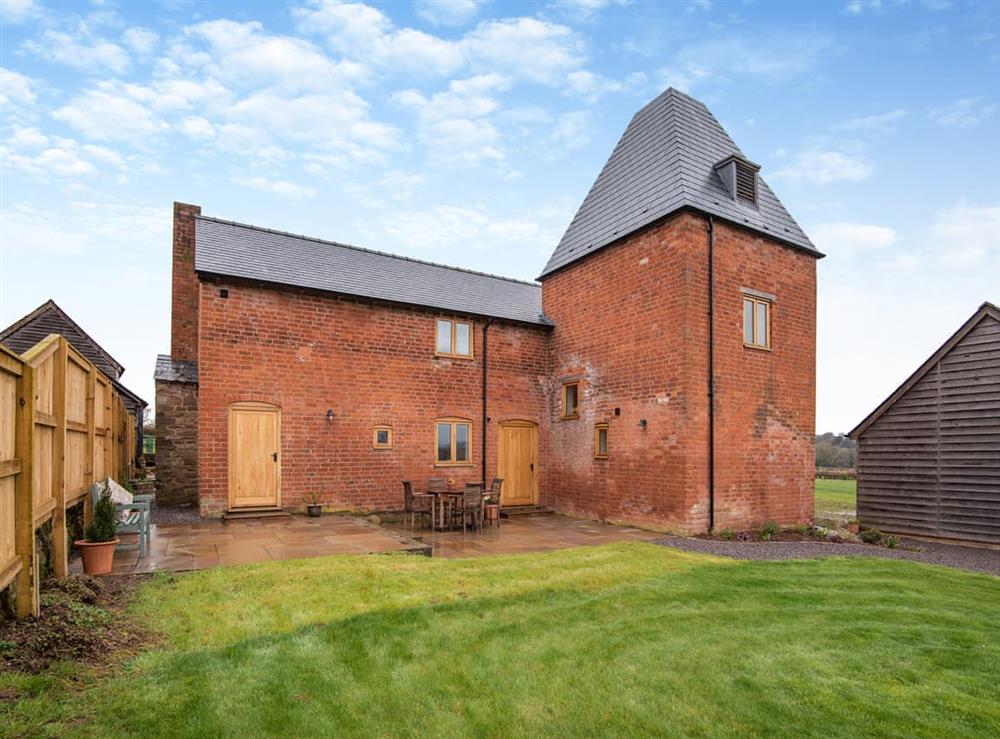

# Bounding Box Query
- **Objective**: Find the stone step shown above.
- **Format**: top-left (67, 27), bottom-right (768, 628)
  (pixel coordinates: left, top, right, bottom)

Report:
top-left (223, 507), bottom-right (290, 521)
top-left (502, 505), bottom-right (553, 517)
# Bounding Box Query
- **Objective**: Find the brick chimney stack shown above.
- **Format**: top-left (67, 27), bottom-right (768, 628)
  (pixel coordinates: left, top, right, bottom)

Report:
top-left (170, 202), bottom-right (201, 362)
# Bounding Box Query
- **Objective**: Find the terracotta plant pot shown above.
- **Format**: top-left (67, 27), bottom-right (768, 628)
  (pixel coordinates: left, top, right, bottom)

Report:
top-left (75, 539), bottom-right (119, 576)
top-left (307, 504), bottom-right (322, 518)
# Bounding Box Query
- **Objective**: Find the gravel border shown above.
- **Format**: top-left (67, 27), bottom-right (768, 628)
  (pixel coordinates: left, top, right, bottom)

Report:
top-left (150, 503), bottom-right (201, 525)
top-left (655, 536), bottom-right (1000, 577)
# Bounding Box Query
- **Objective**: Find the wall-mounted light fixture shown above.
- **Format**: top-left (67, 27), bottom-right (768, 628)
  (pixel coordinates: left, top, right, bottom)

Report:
top-left (326, 410), bottom-right (335, 422)
top-left (638, 418), bottom-right (648, 429)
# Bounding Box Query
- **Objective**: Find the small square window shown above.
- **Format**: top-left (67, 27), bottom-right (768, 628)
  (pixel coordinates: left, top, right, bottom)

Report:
top-left (372, 426), bottom-right (393, 449)
top-left (743, 294), bottom-right (771, 350)
top-left (435, 319), bottom-right (473, 359)
top-left (594, 423), bottom-right (609, 459)
top-left (562, 382), bottom-right (580, 419)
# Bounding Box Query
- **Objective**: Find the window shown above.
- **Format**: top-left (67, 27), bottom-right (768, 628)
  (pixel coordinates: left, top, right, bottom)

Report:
top-left (436, 419), bottom-right (472, 465)
top-left (594, 423), bottom-right (609, 459)
top-left (435, 319), bottom-right (473, 358)
top-left (372, 425), bottom-right (393, 449)
top-left (743, 294), bottom-right (771, 349)
top-left (562, 381), bottom-right (580, 419)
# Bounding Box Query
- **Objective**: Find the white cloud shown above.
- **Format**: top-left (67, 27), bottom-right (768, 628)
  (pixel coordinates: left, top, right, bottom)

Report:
top-left (771, 148), bottom-right (873, 185)
top-left (53, 85), bottom-right (169, 143)
top-left (810, 222), bottom-right (897, 255)
top-left (297, 3), bottom-right (585, 84)
top-left (177, 116), bottom-right (216, 140)
top-left (293, 2), bottom-right (463, 75)
top-left (550, 111), bottom-right (592, 150)
top-left (1, 127), bottom-right (130, 181)
top-left (928, 97), bottom-right (997, 128)
top-left (549, 0), bottom-right (630, 19)
top-left (0, 0), bottom-right (40, 25)
top-left (414, 0), bottom-right (483, 27)
top-left (122, 27), bottom-right (159, 55)
top-left (393, 74), bottom-right (510, 166)
top-left (0, 67), bottom-right (37, 108)
top-left (464, 17), bottom-right (584, 84)
top-left (928, 202), bottom-right (1000, 262)
top-left (658, 34), bottom-right (834, 93)
top-left (233, 175), bottom-right (316, 198)
top-left (372, 204), bottom-right (560, 253)
top-left (832, 109), bottom-right (907, 134)
top-left (22, 30), bottom-right (130, 74)
top-left (182, 19), bottom-right (367, 93)
top-left (565, 69), bottom-right (645, 103)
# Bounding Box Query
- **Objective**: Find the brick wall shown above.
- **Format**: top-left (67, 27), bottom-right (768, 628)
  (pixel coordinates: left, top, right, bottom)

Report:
top-left (541, 211), bottom-right (816, 532)
top-left (196, 281), bottom-right (550, 516)
top-left (170, 202), bottom-right (201, 362)
top-left (155, 378), bottom-right (199, 505)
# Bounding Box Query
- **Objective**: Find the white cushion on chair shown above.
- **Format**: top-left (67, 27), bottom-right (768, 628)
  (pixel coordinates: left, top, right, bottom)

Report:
top-left (104, 477), bottom-right (133, 505)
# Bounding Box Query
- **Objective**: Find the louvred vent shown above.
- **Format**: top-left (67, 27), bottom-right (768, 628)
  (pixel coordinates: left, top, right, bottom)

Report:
top-left (735, 163), bottom-right (757, 204)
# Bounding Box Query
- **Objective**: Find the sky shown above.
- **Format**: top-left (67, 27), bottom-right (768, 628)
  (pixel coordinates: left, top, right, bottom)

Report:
top-left (1, 0), bottom-right (998, 434)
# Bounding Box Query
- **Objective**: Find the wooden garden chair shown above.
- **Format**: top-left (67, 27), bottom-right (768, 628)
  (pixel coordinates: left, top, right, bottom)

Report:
top-left (401, 481), bottom-right (432, 530)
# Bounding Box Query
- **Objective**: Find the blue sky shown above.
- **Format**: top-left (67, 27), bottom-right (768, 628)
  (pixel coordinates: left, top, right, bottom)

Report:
top-left (1, 0), bottom-right (998, 433)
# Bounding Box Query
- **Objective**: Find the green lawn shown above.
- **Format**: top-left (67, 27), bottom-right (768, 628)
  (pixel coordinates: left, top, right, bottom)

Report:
top-left (3, 543), bottom-right (999, 738)
top-left (815, 477), bottom-right (857, 516)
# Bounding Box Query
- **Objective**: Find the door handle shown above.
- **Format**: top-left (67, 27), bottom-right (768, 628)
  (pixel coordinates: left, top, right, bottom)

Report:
top-left (530, 463), bottom-right (534, 471)
top-left (272, 452), bottom-right (278, 462)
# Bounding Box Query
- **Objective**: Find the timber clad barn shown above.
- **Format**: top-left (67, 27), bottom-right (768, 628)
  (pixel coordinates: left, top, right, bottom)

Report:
top-left (850, 303), bottom-right (1000, 545)
top-left (155, 88), bottom-right (822, 532)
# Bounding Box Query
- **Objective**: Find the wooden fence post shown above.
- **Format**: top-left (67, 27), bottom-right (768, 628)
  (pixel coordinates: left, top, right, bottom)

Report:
top-left (51, 339), bottom-right (68, 578)
top-left (14, 360), bottom-right (37, 619)
top-left (84, 367), bottom-right (96, 528)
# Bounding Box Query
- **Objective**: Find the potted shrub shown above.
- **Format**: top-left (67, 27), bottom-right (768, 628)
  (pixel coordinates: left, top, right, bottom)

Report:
top-left (75, 486), bottom-right (119, 575)
top-left (305, 492), bottom-right (323, 517)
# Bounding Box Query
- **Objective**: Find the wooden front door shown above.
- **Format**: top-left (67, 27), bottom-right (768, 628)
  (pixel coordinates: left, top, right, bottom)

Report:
top-left (228, 402), bottom-right (280, 509)
top-left (498, 421), bottom-right (538, 506)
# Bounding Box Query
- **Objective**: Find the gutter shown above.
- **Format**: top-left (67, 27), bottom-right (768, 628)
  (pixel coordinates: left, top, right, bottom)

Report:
top-left (481, 318), bottom-right (494, 486)
top-left (707, 215), bottom-right (716, 533)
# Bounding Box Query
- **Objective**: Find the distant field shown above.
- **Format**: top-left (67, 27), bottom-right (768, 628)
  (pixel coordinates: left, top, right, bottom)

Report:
top-left (815, 478), bottom-right (857, 516)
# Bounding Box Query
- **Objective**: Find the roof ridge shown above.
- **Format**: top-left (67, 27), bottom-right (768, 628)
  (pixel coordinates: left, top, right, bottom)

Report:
top-left (195, 215), bottom-right (541, 289)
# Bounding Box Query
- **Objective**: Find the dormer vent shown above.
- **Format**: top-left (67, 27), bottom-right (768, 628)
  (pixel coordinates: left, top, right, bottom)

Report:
top-left (714, 154), bottom-right (761, 207)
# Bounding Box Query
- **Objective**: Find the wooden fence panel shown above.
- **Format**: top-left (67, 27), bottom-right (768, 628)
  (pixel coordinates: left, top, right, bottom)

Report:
top-left (1, 334), bottom-right (139, 618)
top-left (65, 350), bottom-right (91, 505)
top-left (0, 347), bottom-right (23, 593)
top-left (25, 338), bottom-right (58, 524)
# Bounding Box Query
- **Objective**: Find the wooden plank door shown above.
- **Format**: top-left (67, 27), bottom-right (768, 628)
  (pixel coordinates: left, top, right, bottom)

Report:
top-left (498, 421), bottom-right (538, 506)
top-left (228, 403), bottom-right (280, 509)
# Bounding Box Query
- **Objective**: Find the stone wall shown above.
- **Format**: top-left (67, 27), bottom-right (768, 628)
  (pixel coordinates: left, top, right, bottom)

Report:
top-left (155, 378), bottom-right (199, 505)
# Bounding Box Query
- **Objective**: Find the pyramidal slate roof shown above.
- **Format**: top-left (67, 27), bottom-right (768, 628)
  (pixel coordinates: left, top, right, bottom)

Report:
top-left (194, 217), bottom-right (548, 326)
top-left (540, 88), bottom-right (821, 278)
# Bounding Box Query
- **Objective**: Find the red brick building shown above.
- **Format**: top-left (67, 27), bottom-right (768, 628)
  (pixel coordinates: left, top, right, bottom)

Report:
top-left (155, 88), bottom-right (821, 532)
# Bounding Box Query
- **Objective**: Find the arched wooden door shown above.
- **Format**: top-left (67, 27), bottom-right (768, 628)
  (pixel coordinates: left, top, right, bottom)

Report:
top-left (498, 421), bottom-right (538, 506)
top-left (228, 402), bottom-right (281, 509)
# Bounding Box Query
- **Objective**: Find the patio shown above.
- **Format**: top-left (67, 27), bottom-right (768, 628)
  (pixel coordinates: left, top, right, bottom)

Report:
top-left (70, 513), bottom-right (663, 574)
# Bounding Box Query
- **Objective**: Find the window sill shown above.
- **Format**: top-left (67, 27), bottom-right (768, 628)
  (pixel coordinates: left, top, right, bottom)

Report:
top-left (743, 343), bottom-right (772, 352)
top-left (434, 462), bottom-right (474, 468)
top-left (561, 414), bottom-right (580, 421)
top-left (594, 455), bottom-right (608, 461)
top-left (434, 352), bottom-right (474, 361)
top-left (372, 446), bottom-right (393, 450)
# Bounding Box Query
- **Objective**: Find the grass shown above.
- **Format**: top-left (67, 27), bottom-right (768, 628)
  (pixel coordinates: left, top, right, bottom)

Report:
top-left (3, 542), bottom-right (999, 738)
top-left (815, 477), bottom-right (857, 516)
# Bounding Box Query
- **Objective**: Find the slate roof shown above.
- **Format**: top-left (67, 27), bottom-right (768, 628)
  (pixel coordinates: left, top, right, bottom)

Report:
top-left (154, 354), bottom-right (199, 384)
top-left (193, 217), bottom-right (549, 326)
top-left (540, 88), bottom-right (821, 278)
top-left (0, 299), bottom-right (125, 380)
